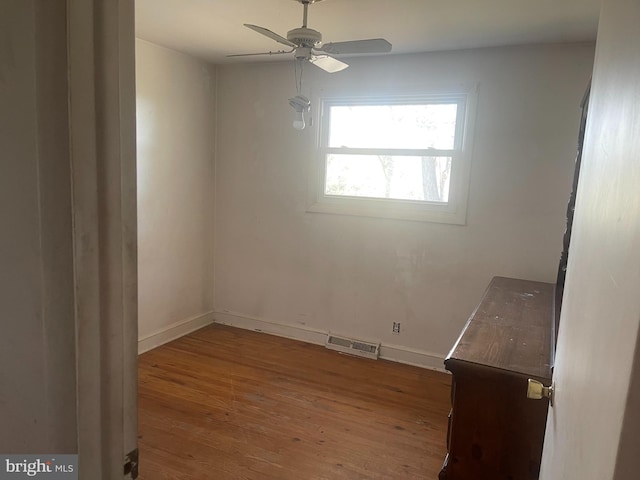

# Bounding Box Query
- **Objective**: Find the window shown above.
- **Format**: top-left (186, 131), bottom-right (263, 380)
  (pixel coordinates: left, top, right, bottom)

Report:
top-left (308, 92), bottom-right (475, 224)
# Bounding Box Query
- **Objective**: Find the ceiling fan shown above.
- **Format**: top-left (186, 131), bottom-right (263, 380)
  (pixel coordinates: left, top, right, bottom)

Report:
top-left (228, 0), bottom-right (392, 73)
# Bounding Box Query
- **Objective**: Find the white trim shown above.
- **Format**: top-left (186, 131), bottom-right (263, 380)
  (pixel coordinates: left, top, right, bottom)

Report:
top-left (138, 312), bottom-right (215, 354)
top-left (214, 311), bottom-right (327, 345)
top-left (68, 0), bottom-right (137, 476)
top-left (306, 88), bottom-right (478, 225)
top-left (379, 343), bottom-right (447, 372)
top-left (213, 311), bottom-right (447, 372)
top-left (306, 195), bottom-right (463, 225)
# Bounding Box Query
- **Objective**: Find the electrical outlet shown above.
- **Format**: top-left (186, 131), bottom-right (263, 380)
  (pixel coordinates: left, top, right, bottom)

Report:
top-left (392, 322), bottom-right (401, 334)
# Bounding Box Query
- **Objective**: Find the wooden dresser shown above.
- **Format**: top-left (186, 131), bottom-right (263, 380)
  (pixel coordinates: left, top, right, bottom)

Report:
top-left (439, 276), bottom-right (554, 480)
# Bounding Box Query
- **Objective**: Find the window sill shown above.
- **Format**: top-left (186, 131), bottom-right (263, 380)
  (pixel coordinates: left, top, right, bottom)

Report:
top-left (306, 196), bottom-right (467, 225)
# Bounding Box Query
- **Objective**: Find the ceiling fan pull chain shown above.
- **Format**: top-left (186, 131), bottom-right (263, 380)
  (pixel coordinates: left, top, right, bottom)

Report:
top-left (296, 57), bottom-right (305, 95)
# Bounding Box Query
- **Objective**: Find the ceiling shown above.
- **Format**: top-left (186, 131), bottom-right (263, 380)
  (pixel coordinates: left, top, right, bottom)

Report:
top-left (135, 0), bottom-right (601, 64)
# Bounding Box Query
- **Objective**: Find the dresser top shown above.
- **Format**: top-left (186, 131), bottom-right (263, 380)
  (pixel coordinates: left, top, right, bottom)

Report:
top-left (445, 276), bottom-right (554, 380)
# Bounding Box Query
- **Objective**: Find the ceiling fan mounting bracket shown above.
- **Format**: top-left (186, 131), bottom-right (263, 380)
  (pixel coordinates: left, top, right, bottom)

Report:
top-left (287, 27), bottom-right (322, 48)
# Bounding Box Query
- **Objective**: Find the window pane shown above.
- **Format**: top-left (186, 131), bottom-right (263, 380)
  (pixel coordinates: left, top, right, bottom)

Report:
top-left (325, 154), bottom-right (452, 203)
top-left (328, 104), bottom-right (458, 150)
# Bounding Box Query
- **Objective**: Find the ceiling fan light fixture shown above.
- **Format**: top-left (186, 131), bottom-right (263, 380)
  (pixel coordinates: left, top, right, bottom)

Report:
top-left (293, 111), bottom-right (306, 130)
top-left (288, 95), bottom-right (311, 130)
top-left (288, 94), bottom-right (311, 111)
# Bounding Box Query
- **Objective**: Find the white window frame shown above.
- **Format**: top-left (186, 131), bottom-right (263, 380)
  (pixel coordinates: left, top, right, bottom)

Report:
top-left (307, 88), bottom-right (477, 224)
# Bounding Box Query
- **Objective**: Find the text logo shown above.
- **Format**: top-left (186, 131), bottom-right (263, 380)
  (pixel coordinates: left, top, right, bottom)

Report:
top-left (1, 456), bottom-right (77, 479)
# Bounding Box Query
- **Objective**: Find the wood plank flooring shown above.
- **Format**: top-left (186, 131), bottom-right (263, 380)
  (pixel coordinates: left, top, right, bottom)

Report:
top-left (138, 324), bottom-right (451, 479)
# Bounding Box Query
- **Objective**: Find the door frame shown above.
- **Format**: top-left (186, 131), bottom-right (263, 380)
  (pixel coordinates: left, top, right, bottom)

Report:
top-left (67, 0), bottom-right (138, 477)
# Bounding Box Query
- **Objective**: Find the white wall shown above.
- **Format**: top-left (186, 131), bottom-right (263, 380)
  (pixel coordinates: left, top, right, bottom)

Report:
top-left (214, 43), bottom-right (595, 366)
top-left (0, 0), bottom-right (76, 453)
top-left (136, 39), bottom-right (216, 351)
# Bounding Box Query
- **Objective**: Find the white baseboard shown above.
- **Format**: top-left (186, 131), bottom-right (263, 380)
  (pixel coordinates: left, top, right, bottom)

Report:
top-left (138, 311), bottom-right (215, 354)
top-left (213, 311), bottom-right (447, 372)
top-left (379, 343), bottom-right (446, 371)
top-left (213, 311), bottom-right (327, 345)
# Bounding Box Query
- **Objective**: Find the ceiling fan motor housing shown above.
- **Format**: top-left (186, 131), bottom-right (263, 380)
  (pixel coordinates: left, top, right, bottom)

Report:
top-left (287, 27), bottom-right (322, 48)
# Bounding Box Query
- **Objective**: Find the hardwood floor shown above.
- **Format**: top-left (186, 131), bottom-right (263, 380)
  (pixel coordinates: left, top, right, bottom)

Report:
top-left (138, 324), bottom-right (451, 479)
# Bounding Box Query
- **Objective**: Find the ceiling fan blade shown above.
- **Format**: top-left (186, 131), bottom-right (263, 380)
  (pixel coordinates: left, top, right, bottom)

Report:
top-left (319, 38), bottom-right (392, 55)
top-left (244, 24), bottom-right (297, 48)
top-left (227, 50), bottom-right (292, 58)
top-left (309, 55), bottom-right (349, 73)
